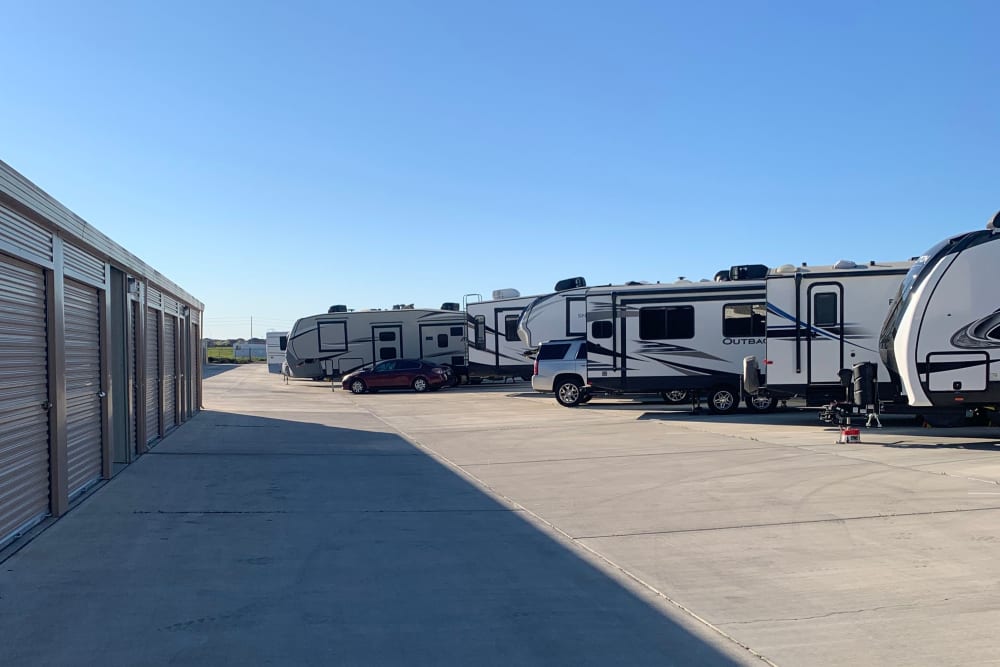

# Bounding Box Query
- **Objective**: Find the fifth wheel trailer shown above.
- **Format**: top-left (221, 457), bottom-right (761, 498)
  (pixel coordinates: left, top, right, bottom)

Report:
top-left (879, 218), bottom-right (1000, 412)
top-left (284, 304), bottom-right (467, 380)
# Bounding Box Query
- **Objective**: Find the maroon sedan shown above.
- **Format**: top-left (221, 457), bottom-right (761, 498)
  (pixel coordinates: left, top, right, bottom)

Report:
top-left (342, 359), bottom-right (452, 394)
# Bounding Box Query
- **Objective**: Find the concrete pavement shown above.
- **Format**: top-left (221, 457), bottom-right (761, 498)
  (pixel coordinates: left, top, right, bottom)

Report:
top-left (0, 364), bottom-right (754, 666)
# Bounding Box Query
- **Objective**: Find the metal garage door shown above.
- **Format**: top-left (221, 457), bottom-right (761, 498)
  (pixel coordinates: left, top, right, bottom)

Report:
top-left (163, 314), bottom-right (177, 431)
top-left (0, 256), bottom-right (50, 547)
top-left (145, 308), bottom-right (160, 444)
top-left (64, 280), bottom-right (103, 497)
top-left (129, 301), bottom-right (138, 452)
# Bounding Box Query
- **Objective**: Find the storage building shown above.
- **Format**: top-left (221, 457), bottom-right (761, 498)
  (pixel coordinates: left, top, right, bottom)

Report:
top-left (0, 160), bottom-right (204, 550)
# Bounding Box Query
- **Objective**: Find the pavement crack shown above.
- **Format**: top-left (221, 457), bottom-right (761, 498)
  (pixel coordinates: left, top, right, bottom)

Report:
top-left (720, 600), bottom-right (929, 626)
top-left (575, 505), bottom-right (1000, 539)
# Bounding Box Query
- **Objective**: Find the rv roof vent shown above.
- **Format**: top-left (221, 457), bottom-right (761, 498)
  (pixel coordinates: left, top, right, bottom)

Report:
top-left (491, 288), bottom-right (520, 300)
top-left (729, 264), bottom-right (769, 281)
top-left (392, 304), bottom-right (415, 310)
top-left (833, 259), bottom-right (858, 270)
top-left (554, 276), bottom-right (586, 291)
top-left (989, 210), bottom-right (999, 231)
top-left (440, 302), bottom-right (460, 311)
top-left (328, 304), bottom-right (348, 313)
top-left (625, 280), bottom-right (650, 286)
top-left (713, 270), bottom-right (730, 282)
top-left (775, 264), bottom-right (797, 274)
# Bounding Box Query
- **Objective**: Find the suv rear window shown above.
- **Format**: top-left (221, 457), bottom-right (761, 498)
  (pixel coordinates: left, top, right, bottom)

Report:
top-left (537, 343), bottom-right (572, 360)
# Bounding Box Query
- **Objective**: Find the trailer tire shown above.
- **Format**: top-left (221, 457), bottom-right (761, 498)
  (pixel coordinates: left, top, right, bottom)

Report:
top-left (707, 385), bottom-right (739, 414)
top-left (745, 389), bottom-right (775, 413)
top-left (660, 390), bottom-right (689, 404)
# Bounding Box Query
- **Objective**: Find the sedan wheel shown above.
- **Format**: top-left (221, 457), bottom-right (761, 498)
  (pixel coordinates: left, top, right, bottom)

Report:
top-left (707, 386), bottom-right (739, 414)
top-left (412, 377), bottom-right (429, 393)
top-left (350, 379), bottom-right (367, 394)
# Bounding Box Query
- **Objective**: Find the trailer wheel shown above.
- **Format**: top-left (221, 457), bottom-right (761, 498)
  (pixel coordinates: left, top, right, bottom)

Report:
top-left (707, 385), bottom-right (739, 414)
top-left (555, 378), bottom-right (584, 407)
top-left (412, 377), bottom-right (429, 393)
top-left (350, 379), bottom-right (367, 394)
top-left (660, 390), bottom-right (689, 404)
top-left (745, 389), bottom-right (775, 413)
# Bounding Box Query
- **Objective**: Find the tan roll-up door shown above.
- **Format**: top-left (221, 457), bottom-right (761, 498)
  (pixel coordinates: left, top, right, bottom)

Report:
top-left (163, 314), bottom-right (177, 431)
top-left (0, 255), bottom-right (51, 547)
top-left (64, 280), bottom-right (103, 498)
top-left (145, 308), bottom-right (160, 444)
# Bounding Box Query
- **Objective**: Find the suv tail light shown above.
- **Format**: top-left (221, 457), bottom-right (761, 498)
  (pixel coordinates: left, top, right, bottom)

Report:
top-left (533, 359), bottom-right (538, 376)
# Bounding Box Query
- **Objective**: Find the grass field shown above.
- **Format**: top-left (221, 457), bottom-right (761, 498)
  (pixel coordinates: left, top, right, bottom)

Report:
top-left (207, 347), bottom-right (264, 362)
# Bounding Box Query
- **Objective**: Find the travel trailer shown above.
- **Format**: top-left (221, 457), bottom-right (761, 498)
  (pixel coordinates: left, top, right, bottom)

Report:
top-left (879, 218), bottom-right (1000, 411)
top-left (465, 289), bottom-right (538, 382)
top-left (520, 268), bottom-right (773, 413)
top-left (284, 304), bottom-right (467, 380)
top-left (742, 259), bottom-right (913, 405)
top-left (266, 331), bottom-right (288, 374)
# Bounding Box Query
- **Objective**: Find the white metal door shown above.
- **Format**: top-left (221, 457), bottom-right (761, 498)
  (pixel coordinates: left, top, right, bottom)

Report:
top-left (0, 256), bottom-right (51, 546)
top-left (145, 308), bottom-right (160, 443)
top-left (163, 314), bottom-right (177, 431)
top-left (807, 286), bottom-right (844, 385)
top-left (129, 300), bottom-right (138, 452)
top-left (64, 280), bottom-right (103, 497)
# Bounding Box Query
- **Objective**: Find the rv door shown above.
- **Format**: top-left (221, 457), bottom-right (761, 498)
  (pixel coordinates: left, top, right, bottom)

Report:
top-left (806, 283), bottom-right (845, 385)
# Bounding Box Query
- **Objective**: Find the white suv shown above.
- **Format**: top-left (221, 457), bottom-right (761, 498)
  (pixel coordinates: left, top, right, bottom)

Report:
top-left (531, 339), bottom-right (590, 407)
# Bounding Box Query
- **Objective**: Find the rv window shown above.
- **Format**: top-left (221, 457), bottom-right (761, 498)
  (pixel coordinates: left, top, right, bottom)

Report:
top-left (591, 320), bottom-right (612, 339)
top-left (813, 293), bottom-right (839, 327)
top-left (378, 331), bottom-right (396, 342)
top-left (437, 333), bottom-right (449, 348)
top-left (639, 306), bottom-right (694, 340)
top-left (474, 315), bottom-right (486, 350)
top-left (379, 347), bottom-right (397, 360)
top-left (450, 326), bottom-right (463, 337)
top-left (504, 315), bottom-right (520, 342)
top-left (318, 321), bottom-right (348, 352)
top-left (723, 303), bottom-right (766, 337)
top-left (279, 336), bottom-right (287, 351)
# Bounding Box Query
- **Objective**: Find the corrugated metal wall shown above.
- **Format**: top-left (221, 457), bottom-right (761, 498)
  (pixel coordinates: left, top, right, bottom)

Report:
top-left (145, 308), bottom-right (160, 444)
top-left (63, 280), bottom-right (103, 498)
top-left (163, 314), bottom-right (177, 431)
top-left (0, 255), bottom-right (51, 547)
top-left (0, 160), bottom-right (204, 549)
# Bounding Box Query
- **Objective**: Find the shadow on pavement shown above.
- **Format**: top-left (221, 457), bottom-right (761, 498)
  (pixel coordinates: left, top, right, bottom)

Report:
top-left (0, 409), bottom-right (750, 666)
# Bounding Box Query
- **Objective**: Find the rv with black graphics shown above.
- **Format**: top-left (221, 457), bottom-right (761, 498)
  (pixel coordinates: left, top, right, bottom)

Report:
top-left (520, 268), bottom-right (774, 412)
top-left (284, 303), bottom-right (467, 381)
top-left (878, 215), bottom-right (1000, 413)
top-left (742, 259), bottom-right (913, 405)
top-left (465, 288), bottom-right (542, 382)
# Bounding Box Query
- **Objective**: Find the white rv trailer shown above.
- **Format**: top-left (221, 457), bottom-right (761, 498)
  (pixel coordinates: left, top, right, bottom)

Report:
top-left (519, 268), bottom-right (773, 412)
top-left (466, 289), bottom-right (538, 381)
top-left (879, 219), bottom-right (1000, 411)
top-left (266, 331), bottom-right (289, 374)
top-left (284, 304), bottom-right (467, 380)
top-left (744, 259), bottom-right (913, 405)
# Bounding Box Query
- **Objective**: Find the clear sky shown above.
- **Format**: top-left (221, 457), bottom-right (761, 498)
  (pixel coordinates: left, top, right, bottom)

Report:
top-left (1, 1), bottom-right (996, 339)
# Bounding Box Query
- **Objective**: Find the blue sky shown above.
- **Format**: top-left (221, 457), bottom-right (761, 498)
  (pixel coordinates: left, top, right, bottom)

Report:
top-left (1, 1), bottom-right (996, 339)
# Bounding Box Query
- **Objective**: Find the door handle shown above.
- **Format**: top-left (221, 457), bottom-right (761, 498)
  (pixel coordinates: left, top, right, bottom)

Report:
top-left (41, 400), bottom-right (52, 411)
top-left (97, 391), bottom-right (107, 398)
